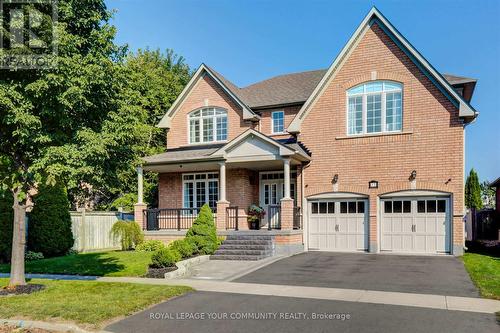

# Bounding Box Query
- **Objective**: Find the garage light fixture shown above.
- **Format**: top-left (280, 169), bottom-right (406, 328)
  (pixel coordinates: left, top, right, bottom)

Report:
top-left (409, 170), bottom-right (417, 181)
top-left (332, 174), bottom-right (339, 184)
top-left (368, 180), bottom-right (378, 189)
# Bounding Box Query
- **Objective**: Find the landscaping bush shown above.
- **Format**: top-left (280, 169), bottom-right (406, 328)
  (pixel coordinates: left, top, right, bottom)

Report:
top-left (28, 182), bottom-right (74, 257)
top-left (150, 248), bottom-right (180, 268)
top-left (25, 251), bottom-right (44, 261)
top-left (185, 237), bottom-right (199, 254)
top-left (185, 204), bottom-right (218, 255)
top-left (110, 220), bottom-right (144, 250)
top-left (189, 235), bottom-right (218, 255)
top-left (169, 239), bottom-right (194, 259)
top-left (136, 240), bottom-right (165, 252)
top-left (0, 190), bottom-right (13, 263)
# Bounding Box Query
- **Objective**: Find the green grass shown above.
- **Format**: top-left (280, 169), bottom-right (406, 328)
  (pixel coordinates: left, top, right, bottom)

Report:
top-left (0, 251), bottom-right (153, 277)
top-left (463, 252), bottom-right (500, 300)
top-left (0, 278), bottom-right (192, 328)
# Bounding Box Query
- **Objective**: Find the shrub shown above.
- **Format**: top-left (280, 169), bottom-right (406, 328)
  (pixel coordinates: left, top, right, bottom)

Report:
top-left (150, 248), bottom-right (179, 268)
top-left (28, 182), bottom-right (74, 257)
top-left (0, 190), bottom-right (13, 263)
top-left (25, 251), bottom-right (44, 261)
top-left (136, 239), bottom-right (165, 252)
top-left (185, 237), bottom-right (199, 255)
top-left (66, 249), bottom-right (79, 256)
top-left (185, 204), bottom-right (218, 255)
top-left (189, 235), bottom-right (218, 255)
top-left (169, 239), bottom-right (193, 259)
top-left (110, 220), bottom-right (144, 250)
top-left (109, 193), bottom-right (137, 212)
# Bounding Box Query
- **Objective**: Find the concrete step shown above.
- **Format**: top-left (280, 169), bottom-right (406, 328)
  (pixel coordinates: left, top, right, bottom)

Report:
top-left (214, 249), bottom-right (273, 256)
top-left (209, 254), bottom-right (269, 261)
top-left (226, 235), bottom-right (274, 241)
top-left (218, 244), bottom-right (272, 250)
top-left (222, 239), bottom-right (272, 245)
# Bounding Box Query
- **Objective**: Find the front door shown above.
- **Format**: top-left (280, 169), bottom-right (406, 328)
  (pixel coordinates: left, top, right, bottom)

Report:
top-left (259, 172), bottom-right (296, 228)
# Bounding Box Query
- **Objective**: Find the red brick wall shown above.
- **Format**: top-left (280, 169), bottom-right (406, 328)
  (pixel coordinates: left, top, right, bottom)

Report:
top-left (158, 169), bottom-right (258, 213)
top-left (167, 75), bottom-right (256, 149)
top-left (299, 23), bottom-right (465, 248)
top-left (258, 105), bottom-right (300, 138)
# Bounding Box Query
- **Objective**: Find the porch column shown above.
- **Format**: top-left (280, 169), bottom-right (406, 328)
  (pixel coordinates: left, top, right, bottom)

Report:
top-left (219, 161), bottom-right (226, 201)
top-left (216, 161), bottom-right (229, 230)
top-left (134, 166), bottom-right (147, 230)
top-left (283, 158), bottom-right (291, 199)
top-left (281, 158), bottom-right (294, 230)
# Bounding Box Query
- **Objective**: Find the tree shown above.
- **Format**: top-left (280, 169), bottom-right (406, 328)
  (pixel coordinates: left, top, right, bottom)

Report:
top-left (480, 181), bottom-right (496, 209)
top-left (103, 49), bottom-right (191, 208)
top-left (28, 182), bottom-right (74, 257)
top-left (0, 190), bottom-right (13, 263)
top-left (465, 169), bottom-right (483, 210)
top-left (0, 0), bottom-right (123, 287)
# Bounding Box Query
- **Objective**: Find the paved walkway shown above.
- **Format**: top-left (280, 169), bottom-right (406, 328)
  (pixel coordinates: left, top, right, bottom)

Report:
top-left (185, 256), bottom-right (284, 281)
top-left (3, 273), bottom-right (499, 314)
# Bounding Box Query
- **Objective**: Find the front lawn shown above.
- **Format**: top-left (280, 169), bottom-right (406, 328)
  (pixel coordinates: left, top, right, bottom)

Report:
top-left (0, 279), bottom-right (192, 329)
top-left (0, 251), bottom-right (152, 277)
top-left (463, 252), bottom-right (500, 300)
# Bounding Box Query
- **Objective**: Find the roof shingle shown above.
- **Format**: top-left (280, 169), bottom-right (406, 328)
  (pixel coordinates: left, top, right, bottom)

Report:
top-left (208, 67), bottom-right (476, 109)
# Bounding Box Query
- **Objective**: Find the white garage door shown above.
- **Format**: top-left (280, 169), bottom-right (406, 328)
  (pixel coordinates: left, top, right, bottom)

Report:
top-left (308, 199), bottom-right (368, 251)
top-left (381, 197), bottom-right (450, 254)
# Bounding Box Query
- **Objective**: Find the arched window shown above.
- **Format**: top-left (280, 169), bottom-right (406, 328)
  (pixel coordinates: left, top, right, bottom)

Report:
top-left (189, 107), bottom-right (227, 144)
top-left (347, 81), bottom-right (402, 135)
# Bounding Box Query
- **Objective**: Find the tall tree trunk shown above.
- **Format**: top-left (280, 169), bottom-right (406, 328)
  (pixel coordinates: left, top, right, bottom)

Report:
top-left (9, 190), bottom-right (27, 287)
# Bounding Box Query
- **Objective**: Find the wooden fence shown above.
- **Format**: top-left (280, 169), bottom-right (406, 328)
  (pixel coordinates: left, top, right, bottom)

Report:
top-left (70, 210), bottom-right (134, 252)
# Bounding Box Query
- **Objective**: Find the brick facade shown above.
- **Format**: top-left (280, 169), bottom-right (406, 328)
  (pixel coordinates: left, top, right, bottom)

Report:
top-left (166, 75), bottom-right (255, 149)
top-left (298, 23), bottom-right (465, 251)
top-left (153, 21), bottom-right (468, 255)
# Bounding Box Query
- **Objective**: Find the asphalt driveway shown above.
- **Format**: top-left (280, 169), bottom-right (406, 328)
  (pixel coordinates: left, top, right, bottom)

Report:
top-left (105, 291), bottom-right (498, 333)
top-left (234, 252), bottom-right (479, 297)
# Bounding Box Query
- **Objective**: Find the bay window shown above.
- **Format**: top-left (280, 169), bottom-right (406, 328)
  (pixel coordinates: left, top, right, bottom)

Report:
top-left (189, 108), bottom-right (227, 144)
top-left (347, 81), bottom-right (402, 135)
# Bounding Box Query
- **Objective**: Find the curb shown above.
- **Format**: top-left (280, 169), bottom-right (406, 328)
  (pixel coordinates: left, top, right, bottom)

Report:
top-left (164, 255), bottom-right (210, 279)
top-left (1, 319), bottom-right (92, 333)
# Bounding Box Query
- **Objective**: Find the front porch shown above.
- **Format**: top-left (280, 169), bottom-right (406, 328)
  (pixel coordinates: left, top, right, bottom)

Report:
top-left (141, 204), bottom-right (302, 232)
top-left (135, 129), bottom-right (310, 235)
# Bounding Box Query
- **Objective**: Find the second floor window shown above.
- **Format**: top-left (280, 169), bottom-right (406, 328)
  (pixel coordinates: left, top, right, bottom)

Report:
top-left (189, 107), bottom-right (227, 144)
top-left (347, 81), bottom-right (403, 135)
top-left (272, 111), bottom-right (284, 134)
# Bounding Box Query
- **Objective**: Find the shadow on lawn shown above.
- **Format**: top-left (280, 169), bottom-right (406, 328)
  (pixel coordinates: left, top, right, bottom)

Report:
top-left (1, 251), bottom-right (131, 276)
top-left (465, 240), bottom-right (500, 258)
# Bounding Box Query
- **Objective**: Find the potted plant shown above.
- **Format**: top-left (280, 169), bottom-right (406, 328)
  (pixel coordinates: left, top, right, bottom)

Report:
top-left (247, 204), bottom-right (266, 230)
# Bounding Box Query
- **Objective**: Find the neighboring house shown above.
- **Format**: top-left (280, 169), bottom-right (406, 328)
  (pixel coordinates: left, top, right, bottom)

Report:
top-left (135, 7), bottom-right (478, 256)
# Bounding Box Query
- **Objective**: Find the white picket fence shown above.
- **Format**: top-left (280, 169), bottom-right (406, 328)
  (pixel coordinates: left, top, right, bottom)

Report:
top-left (70, 210), bottom-right (133, 252)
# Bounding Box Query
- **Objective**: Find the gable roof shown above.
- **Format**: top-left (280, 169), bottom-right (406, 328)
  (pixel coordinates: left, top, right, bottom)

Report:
top-left (287, 6), bottom-right (478, 133)
top-left (157, 64), bottom-right (259, 129)
top-left (143, 129), bottom-right (310, 166)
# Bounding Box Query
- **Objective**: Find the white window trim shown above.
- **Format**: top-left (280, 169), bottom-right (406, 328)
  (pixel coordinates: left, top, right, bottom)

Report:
top-left (346, 81), bottom-right (403, 136)
top-left (271, 110), bottom-right (285, 134)
top-left (187, 108), bottom-right (228, 145)
top-left (182, 172), bottom-right (219, 209)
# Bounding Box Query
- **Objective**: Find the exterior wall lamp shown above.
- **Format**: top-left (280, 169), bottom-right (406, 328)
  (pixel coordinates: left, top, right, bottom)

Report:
top-left (409, 170), bottom-right (417, 181)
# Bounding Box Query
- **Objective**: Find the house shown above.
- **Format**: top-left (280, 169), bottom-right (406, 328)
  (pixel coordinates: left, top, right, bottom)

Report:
top-left (134, 7), bottom-right (478, 257)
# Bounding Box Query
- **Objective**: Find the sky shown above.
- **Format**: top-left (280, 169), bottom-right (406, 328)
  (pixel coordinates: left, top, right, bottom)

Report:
top-left (107, 0), bottom-right (500, 182)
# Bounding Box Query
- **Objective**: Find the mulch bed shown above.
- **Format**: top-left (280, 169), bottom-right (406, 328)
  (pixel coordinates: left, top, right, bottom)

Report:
top-left (0, 284), bottom-right (45, 296)
top-left (146, 266), bottom-right (177, 279)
